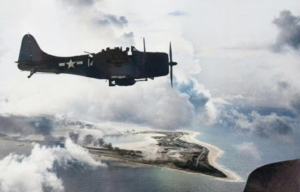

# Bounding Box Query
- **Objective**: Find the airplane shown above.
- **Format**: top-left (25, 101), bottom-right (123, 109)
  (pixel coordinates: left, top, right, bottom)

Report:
top-left (16, 34), bottom-right (177, 87)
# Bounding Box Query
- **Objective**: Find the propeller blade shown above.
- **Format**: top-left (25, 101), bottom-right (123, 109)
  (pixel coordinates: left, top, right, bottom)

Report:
top-left (169, 42), bottom-right (172, 62)
top-left (169, 42), bottom-right (174, 88)
top-left (143, 38), bottom-right (146, 52)
top-left (170, 65), bottom-right (173, 88)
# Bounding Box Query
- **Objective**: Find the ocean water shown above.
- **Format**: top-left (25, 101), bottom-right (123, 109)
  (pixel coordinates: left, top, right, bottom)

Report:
top-left (57, 164), bottom-right (245, 192)
top-left (195, 129), bottom-right (300, 181)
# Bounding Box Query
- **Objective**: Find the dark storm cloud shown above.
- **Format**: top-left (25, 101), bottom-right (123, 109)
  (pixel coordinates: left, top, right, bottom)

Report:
top-left (0, 115), bottom-right (55, 136)
top-left (98, 14), bottom-right (128, 28)
top-left (272, 10), bottom-right (300, 52)
top-left (168, 11), bottom-right (187, 16)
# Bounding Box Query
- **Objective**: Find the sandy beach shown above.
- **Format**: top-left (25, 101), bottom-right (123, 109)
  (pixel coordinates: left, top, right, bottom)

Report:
top-left (181, 131), bottom-right (242, 181)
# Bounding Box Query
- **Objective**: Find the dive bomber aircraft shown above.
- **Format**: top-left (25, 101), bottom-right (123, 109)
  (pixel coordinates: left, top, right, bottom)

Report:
top-left (17, 34), bottom-right (177, 87)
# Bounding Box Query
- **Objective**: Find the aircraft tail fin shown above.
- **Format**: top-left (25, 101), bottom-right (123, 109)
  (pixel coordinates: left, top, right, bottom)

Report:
top-left (18, 34), bottom-right (46, 62)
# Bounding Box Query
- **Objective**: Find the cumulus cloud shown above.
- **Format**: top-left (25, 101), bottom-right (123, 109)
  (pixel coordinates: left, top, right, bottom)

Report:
top-left (0, 77), bottom-right (219, 130)
top-left (235, 142), bottom-right (261, 160)
top-left (218, 109), bottom-right (295, 141)
top-left (272, 10), bottom-right (300, 52)
top-left (98, 14), bottom-right (128, 28)
top-left (179, 80), bottom-right (218, 125)
top-left (100, 83), bottom-right (194, 129)
top-left (0, 115), bottom-right (55, 136)
top-left (0, 139), bottom-right (105, 192)
top-left (121, 32), bottom-right (135, 45)
top-left (1, 79), bottom-right (197, 130)
top-left (274, 81), bottom-right (300, 117)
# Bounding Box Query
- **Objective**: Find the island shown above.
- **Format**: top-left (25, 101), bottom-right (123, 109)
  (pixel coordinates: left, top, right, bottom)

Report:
top-left (86, 131), bottom-right (227, 178)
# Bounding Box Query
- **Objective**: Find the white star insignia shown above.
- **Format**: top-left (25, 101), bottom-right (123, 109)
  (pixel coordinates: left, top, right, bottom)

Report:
top-left (66, 59), bottom-right (75, 69)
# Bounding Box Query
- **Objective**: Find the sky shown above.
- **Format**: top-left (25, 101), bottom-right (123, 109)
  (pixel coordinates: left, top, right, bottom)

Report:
top-left (0, 0), bottom-right (300, 188)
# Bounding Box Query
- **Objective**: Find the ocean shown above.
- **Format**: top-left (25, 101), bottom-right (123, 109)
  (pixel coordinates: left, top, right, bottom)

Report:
top-left (57, 163), bottom-right (245, 192)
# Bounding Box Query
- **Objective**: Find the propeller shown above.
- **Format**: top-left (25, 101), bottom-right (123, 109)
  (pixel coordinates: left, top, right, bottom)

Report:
top-left (169, 42), bottom-right (177, 88)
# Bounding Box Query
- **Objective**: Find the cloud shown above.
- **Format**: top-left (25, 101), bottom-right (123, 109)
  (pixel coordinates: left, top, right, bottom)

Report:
top-left (245, 111), bottom-right (294, 138)
top-left (218, 109), bottom-right (295, 141)
top-left (121, 32), bottom-right (135, 45)
top-left (69, 131), bottom-right (80, 144)
top-left (179, 80), bottom-right (218, 125)
top-left (0, 139), bottom-right (105, 192)
top-left (114, 32), bottom-right (135, 46)
top-left (61, 0), bottom-right (99, 7)
top-left (0, 79), bottom-right (197, 130)
top-left (100, 83), bottom-right (194, 130)
top-left (142, 145), bottom-right (162, 161)
top-left (289, 95), bottom-right (300, 115)
top-left (0, 78), bottom-right (219, 131)
top-left (272, 10), bottom-right (300, 52)
top-left (0, 115), bottom-right (57, 137)
top-left (98, 14), bottom-right (128, 28)
top-left (29, 116), bottom-right (54, 136)
top-left (168, 11), bottom-right (187, 16)
top-left (235, 142), bottom-right (261, 160)
top-left (277, 80), bottom-right (290, 90)
top-left (274, 81), bottom-right (300, 117)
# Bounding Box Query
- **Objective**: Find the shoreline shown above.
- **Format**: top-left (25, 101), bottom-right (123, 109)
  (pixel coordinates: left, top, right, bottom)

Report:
top-left (134, 130), bottom-right (241, 181)
top-left (183, 131), bottom-right (242, 181)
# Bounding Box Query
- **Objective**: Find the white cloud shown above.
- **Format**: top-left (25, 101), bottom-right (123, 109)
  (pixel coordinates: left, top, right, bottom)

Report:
top-left (235, 142), bottom-right (262, 160)
top-left (142, 145), bottom-right (162, 161)
top-left (0, 139), bottom-right (105, 192)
